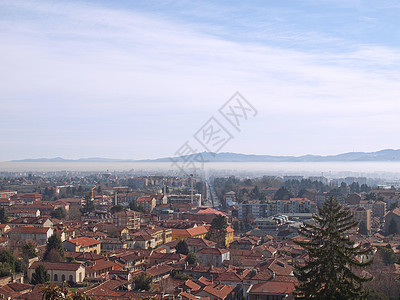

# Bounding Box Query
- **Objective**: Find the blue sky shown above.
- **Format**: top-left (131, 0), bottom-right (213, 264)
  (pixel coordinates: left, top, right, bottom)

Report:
top-left (1, 0), bottom-right (400, 160)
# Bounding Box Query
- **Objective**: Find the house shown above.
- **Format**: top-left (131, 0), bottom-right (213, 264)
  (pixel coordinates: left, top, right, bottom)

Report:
top-left (136, 196), bottom-right (156, 213)
top-left (0, 190), bottom-right (17, 199)
top-left (101, 238), bottom-right (127, 252)
top-left (63, 237), bottom-right (101, 254)
top-left (385, 208), bottom-right (400, 235)
top-left (113, 210), bottom-right (140, 229)
top-left (196, 248), bottom-right (230, 267)
top-left (85, 259), bottom-right (120, 279)
top-left (0, 224), bottom-right (11, 236)
top-left (247, 281), bottom-right (296, 300)
top-left (129, 234), bottom-right (155, 250)
top-left (9, 226), bottom-right (53, 245)
top-left (9, 217), bottom-right (53, 228)
top-left (6, 207), bottom-right (40, 218)
top-left (17, 193), bottom-right (41, 203)
top-left (28, 262), bottom-right (85, 284)
top-left (172, 226), bottom-right (209, 241)
top-left (187, 238), bottom-right (216, 253)
top-left (194, 283), bottom-right (235, 300)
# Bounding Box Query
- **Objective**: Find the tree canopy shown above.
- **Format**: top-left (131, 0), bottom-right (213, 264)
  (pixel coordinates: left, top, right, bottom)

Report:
top-left (43, 232), bottom-right (65, 262)
top-left (134, 273), bottom-right (152, 291)
top-left (294, 197), bottom-right (373, 299)
top-left (175, 240), bottom-right (189, 255)
top-left (206, 215), bottom-right (228, 248)
top-left (31, 264), bottom-right (49, 284)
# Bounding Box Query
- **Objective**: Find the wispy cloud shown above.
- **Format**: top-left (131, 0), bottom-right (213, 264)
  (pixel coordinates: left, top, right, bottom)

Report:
top-left (1, 0), bottom-right (400, 159)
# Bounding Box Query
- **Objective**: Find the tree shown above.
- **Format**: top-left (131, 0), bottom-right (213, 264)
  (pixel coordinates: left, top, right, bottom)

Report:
top-left (31, 264), bottom-right (49, 284)
top-left (0, 208), bottom-right (8, 224)
top-left (22, 242), bottom-right (37, 260)
top-left (206, 215), bottom-right (228, 248)
top-left (185, 252), bottom-right (199, 266)
top-left (134, 273), bottom-right (152, 291)
top-left (294, 197), bottom-right (372, 299)
top-left (80, 196), bottom-right (95, 215)
top-left (44, 232), bottom-right (65, 262)
top-left (110, 205), bottom-right (124, 214)
top-left (273, 187), bottom-right (293, 200)
top-left (50, 207), bottom-right (66, 219)
top-left (175, 240), bottom-right (189, 255)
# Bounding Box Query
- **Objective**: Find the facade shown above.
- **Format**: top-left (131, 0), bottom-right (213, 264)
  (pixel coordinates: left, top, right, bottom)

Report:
top-left (348, 207), bottom-right (371, 231)
top-left (9, 226), bottom-right (53, 244)
top-left (172, 226), bottom-right (208, 241)
top-left (63, 237), bottom-right (102, 254)
top-left (385, 208), bottom-right (400, 235)
top-left (28, 262), bottom-right (85, 284)
top-left (113, 210), bottom-right (140, 229)
top-left (136, 196), bottom-right (156, 213)
top-left (196, 248), bottom-right (230, 267)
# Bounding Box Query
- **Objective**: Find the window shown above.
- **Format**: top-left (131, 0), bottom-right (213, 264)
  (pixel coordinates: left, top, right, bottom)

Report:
top-left (54, 274), bottom-right (58, 281)
top-left (79, 272), bottom-right (82, 282)
top-left (62, 274), bottom-right (65, 281)
top-left (69, 275), bottom-right (73, 282)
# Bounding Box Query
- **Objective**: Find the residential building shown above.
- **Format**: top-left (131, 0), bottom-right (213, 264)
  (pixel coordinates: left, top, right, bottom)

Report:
top-left (63, 237), bottom-right (101, 254)
top-left (112, 210), bottom-right (140, 229)
top-left (9, 226), bottom-right (53, 245)
top-left (196, 248), bottom-right (230, 267)
top-left (28, 262), bottom-right (85, 284)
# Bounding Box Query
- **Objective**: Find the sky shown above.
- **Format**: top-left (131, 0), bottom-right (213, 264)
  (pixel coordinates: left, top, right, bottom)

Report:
top-left (2, 0), bottom-right (400, 160)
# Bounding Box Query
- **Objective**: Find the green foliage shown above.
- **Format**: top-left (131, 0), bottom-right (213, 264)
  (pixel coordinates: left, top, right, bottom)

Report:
top-left (294, 197), bottom-right (373, 299)
top-left (0, 249), bottom-right (26, 276)
top-left (129, 201), bottom-right (147, 214)
top-left (134, 273), bottom-right (152, 291)
top-left (171, 269), bottom-right (189, 280)
top-left (206, 215), bottom-right (228, 248)
top-left (50, 207), bottom-right (66, 219)
top-left (273, 186), bottom-right (293, 200)
top-left (22, 242), bottom-right (37, 259)
top-left (31, 264), bottom-right (49, 284)
top-left (185, 252), bottom-right (199, 266)
top-left (0, 208), bottom-right (8, 224)
top-left (44, 232), bottom-right (65, 262)
top-left (80, 196), bottom-right (95, 215)
top-left (175, 240), bottom-right (189, 255)
top-left (110, 205), bottom-right (124, 214)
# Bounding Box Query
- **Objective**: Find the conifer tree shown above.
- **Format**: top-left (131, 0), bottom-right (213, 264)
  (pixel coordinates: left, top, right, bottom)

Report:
top-left (294, 197), bottom-right (372, 299)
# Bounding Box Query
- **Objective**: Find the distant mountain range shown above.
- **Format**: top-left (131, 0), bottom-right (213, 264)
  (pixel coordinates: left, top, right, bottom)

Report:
top-left (10, 149), bottom-right (400, 162)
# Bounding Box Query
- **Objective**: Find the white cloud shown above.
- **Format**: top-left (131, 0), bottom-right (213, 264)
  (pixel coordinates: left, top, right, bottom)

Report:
top-left (1, 0), bottom-right (400, 159)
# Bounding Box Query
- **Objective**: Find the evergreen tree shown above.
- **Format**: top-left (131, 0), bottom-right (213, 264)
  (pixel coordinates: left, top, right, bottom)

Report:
top-left (206, 215), bottom-right (228, 248)
top-left (50, 207), bottom-right (66, 219)
top-left (43, 232), bottom-right (65, 262)
top-left (273, 187), bottom-right (293, 200)
top-left (185, 252), bottom-right (199, 266)
top-left (134, 273), bottom-right (152, 291)
top-left (31, 264), bottom-right (49, 284)
top-left (175, 240), bottom-right (189, 255)
top-left (294, 197), bottom-right (372, 299)
top-left (0, 208), bottom-right (8, 224)
top-left (22, 242), bottom-right (37, 260)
